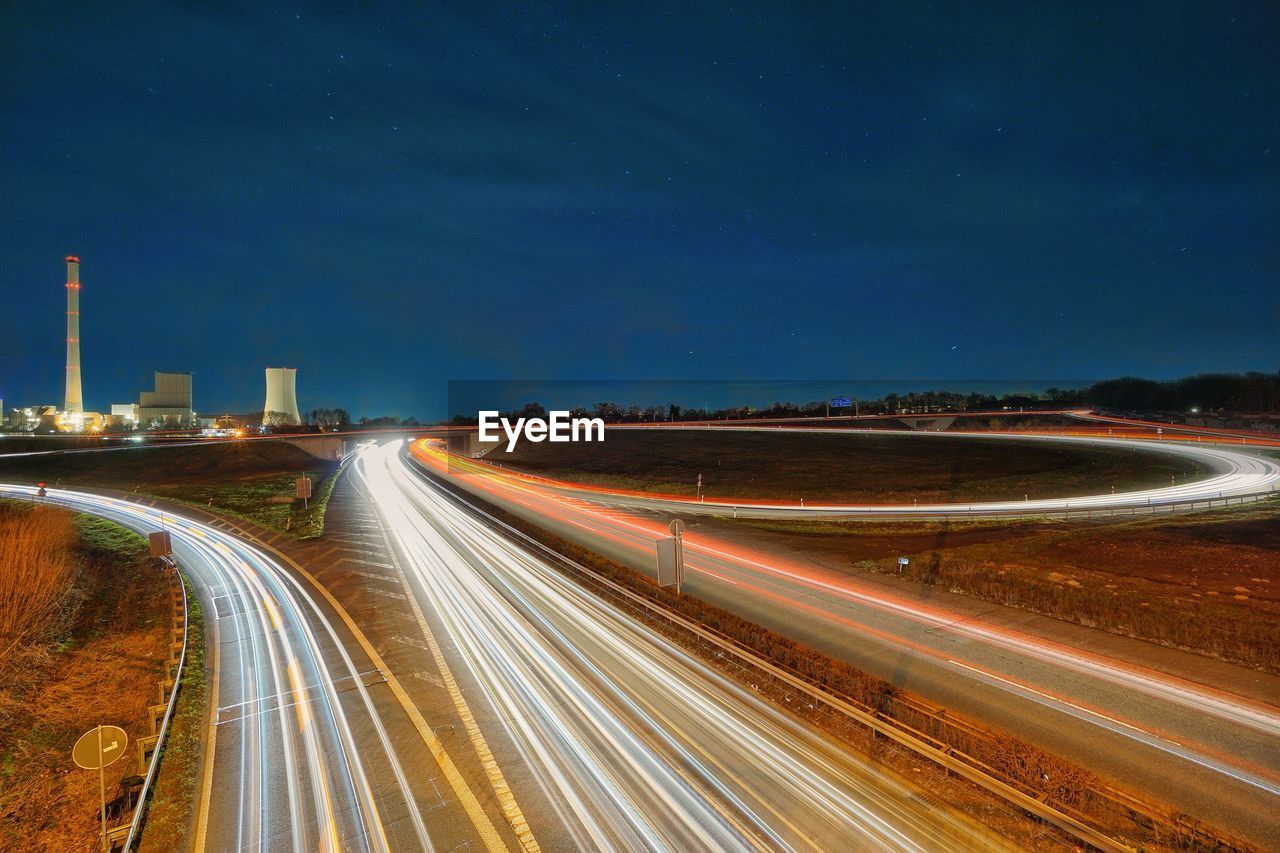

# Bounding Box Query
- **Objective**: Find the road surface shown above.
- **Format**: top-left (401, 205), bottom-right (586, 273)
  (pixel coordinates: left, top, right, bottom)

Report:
top-left (409, 439), bottom-right (1280, 847)
top-left (354, 441), bottom-right (1014, 851)
top-left (0, 483), bottom-right (433, 852)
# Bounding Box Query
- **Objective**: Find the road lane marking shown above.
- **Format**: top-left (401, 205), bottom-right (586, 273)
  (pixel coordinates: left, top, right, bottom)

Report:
top-left (248, 526), bottom-right (516, 853)
top-left (367, 497), bottom-right (542, 852)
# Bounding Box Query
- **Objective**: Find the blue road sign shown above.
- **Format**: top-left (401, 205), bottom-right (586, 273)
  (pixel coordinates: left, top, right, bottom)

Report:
top-left (830, 396), bottom-right (852, 408)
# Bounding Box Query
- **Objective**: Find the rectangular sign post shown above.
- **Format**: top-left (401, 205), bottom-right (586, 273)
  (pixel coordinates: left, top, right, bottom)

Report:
top-left (656, 537), bottom-right (683, 594)
top-left (296, 476), bottom-right (313, 509)
top-left (148, 530), bottom-right (172, 559)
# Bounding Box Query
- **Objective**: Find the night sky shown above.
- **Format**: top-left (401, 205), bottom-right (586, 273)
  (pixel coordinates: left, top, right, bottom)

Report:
top-left (2, 3), bottom-right (1276, 419)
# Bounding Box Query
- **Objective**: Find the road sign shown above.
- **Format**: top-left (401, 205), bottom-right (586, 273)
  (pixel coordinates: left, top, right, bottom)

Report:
top-left (74, 725), bottom-right (128, 853)
top-left (668, 518), bottom-right (686, 537)
top-left (295, 477), bottom-right (313, 499)
top-left (73, 724), bottom-right (128, 770)
top-left (149, 530), bottom-right (172, 559)
top-left (656, 537), bottom-right (681, 589)
top-left (830, 396), bottom-right (852, 408)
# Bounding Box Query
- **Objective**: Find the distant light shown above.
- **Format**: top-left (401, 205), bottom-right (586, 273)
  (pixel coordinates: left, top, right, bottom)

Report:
top-left (1190, 407), bottom-right (1199, 414)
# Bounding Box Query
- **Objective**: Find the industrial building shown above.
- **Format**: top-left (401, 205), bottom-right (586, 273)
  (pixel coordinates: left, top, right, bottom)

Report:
top-left (137, 372), bottom-right (194, 427)
top-left (107, 403), bottom-right (140, 429)
top-left (263, 367), bottom-right (301, 425)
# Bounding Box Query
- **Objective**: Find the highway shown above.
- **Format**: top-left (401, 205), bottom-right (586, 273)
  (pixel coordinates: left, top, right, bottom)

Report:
top-left (354, 441), bottom-right (1012, 851)
top-left (410, 438), bottom-right (1280, 846)
top-left (0, 482), bottom-right (432, 852)
top-left (462, 428), bottom-right (1280, 518)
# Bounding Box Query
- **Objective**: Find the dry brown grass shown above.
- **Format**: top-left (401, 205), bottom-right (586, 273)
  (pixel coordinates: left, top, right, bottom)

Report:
top-left (842, 502), bottom-right (1280, 671)
top-left (0, 503), bottom-right (78, 669)
top-left (0, 501), bottom-right (168, 853)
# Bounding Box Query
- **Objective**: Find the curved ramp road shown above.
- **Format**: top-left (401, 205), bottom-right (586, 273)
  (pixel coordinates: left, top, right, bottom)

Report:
top-left (410, 440), bottom-right (1280, 847)
top-left (356, 442), bottom-right (1010, 851)
top-left (0, 483), bottom-right (432, 853)
top-left (468, 429), bottom-right (1280, 518)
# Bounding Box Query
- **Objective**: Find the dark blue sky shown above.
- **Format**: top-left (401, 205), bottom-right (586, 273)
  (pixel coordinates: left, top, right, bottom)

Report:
top-left (2, 2), bottom-right (1276, 419)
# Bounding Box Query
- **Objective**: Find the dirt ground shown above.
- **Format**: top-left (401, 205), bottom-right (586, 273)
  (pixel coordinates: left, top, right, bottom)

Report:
top-left (0, 511), bottom-right (171, 852)
top-left (489, 428), bottom-right (1204, 503)
top-left (720, 502), bottom-right (1280, 671)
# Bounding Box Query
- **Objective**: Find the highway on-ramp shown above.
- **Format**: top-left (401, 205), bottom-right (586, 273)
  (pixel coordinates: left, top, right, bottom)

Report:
top-left (463, 428), bottom-right (1280, 519)
top-left (410, 437), bottom-right (1280, 847)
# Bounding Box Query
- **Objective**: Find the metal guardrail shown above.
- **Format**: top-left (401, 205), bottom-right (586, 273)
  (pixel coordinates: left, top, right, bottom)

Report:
top-left (814, 486), bottom-right (1280, 523)
top-left (120, 557), bottom-right (189, 851)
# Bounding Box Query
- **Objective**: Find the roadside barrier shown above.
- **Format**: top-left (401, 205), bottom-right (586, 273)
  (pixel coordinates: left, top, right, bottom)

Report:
top-left (109, 557), bottom-right (189, 852)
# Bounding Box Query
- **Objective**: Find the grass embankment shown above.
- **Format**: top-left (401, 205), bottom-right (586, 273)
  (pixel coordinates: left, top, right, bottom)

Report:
top-left (0, 440), bottom-right (339, 538)
top-left (137, 589), bottom-right (205, 853)
top-left (488, 429), bottom-right (1203, 503)
top-left (0, 500), bottom-right (170, 852)
top-left (420, 471), bottom-right (1214, 850)
top-left (730, 502), bottom-right (1280, 672)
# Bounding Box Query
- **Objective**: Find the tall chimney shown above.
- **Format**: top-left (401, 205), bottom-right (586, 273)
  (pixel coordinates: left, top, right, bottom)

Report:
top-left (63, 255), bottom-right (83, 413)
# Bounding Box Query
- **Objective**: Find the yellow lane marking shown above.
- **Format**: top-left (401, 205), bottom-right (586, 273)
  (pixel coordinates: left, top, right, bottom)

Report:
top-left (394, 562), bottom-right (541, 851)
top-left (264, 596), bottom-right (283, 631)
top-left (245, 530), bottom-right (512, 853)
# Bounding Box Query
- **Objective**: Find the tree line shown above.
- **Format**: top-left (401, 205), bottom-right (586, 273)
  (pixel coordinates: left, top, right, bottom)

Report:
top-left (445, 372), bottom-right (1279, 425)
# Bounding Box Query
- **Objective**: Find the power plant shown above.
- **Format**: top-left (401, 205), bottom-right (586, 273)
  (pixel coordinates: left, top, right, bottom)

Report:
top-left (137, 371), bottom-right (195, 427)
top-left (263, 367), bottom-right (301, 425)
top-left (63, 255), bottom-right (83, 413)
top-left (3, 257), bottom-right (317, 434)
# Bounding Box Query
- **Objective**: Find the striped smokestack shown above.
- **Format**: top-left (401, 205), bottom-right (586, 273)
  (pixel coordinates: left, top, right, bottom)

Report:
top-left (64, 255), bottom-right (83, 412)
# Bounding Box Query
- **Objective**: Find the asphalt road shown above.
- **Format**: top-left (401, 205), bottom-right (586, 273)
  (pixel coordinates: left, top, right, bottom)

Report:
top-left (409, 440), bottom-right (1280, 847)
top-left (0, 483), bottom-right (438, 852)
top-left (355, 441), bottom-right (1014, 851)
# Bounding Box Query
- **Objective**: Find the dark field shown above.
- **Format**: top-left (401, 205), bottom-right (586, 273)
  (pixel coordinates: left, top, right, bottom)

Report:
top-left (0, 441), bottom-right (339, 537)
top-left (488, 429), bottom-right (1205, 503)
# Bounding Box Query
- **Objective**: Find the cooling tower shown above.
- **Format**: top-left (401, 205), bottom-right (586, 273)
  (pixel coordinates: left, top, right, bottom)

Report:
top-left (263, 367), bottom-right (301, 425)
top-left (63, 256), bottom-right (83, 412)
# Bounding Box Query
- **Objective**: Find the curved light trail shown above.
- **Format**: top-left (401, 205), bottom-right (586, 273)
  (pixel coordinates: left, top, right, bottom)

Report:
top-left (356, 441), bottom-right (1010, 852)
top-left (408, 438), bottom-right (1280, 846)
top-left (0, 482), bottom-right (432, 853)
top-left (453, 428), bottom-right (1280, 518)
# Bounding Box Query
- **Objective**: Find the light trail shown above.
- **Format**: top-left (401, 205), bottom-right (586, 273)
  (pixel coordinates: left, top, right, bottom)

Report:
top-left (0, 483), bottom-right (431, 853)
top-left (355, 440), bottom-right (1013, 852)
top-left (448, 428), bottom-right (1280, 518)
top-left (407, 439), bottom-right (1280, 845)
